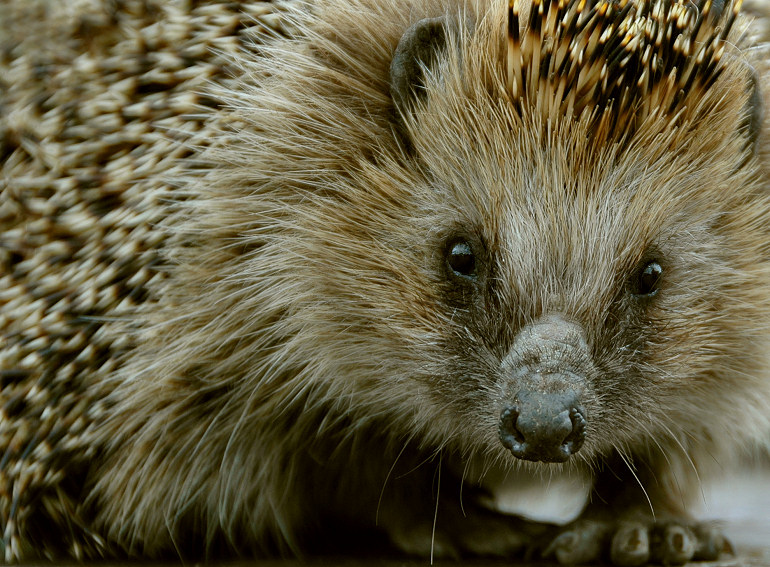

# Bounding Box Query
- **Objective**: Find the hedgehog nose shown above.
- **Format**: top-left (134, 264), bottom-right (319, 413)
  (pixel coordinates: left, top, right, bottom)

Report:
top-left (498, 389), bottom-right (586, 463)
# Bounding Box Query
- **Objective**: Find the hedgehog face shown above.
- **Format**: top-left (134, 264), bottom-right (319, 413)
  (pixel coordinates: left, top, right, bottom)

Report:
top-left (405, 143), bottom-right (758, 466)
top-left (378, 0), bottom-right (770, 466)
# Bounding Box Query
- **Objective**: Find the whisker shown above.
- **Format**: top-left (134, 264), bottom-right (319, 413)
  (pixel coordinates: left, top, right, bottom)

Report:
top-left (430, 451), bottom-right (443, 565)
top-left (377, 438), bottom-right (411, 526)
top-left (616, 446), bottom-right (655, 520)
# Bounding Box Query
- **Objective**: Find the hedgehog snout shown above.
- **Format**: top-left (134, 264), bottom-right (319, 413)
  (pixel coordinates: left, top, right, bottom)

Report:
top-left (498, 314), bottom-right (592, 463)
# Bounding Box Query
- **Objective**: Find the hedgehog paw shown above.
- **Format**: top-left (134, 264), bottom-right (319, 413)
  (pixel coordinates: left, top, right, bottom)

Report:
top-left (386, 508), bottom-right (542, 559)
top-left (542, 518), bottom-right (732, 566)
top-left (386, 520), bottom-right (462, 559)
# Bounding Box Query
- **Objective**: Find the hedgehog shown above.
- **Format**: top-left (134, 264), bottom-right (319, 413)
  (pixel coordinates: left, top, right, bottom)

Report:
top-left (1, 0), bottom-right (770, 564)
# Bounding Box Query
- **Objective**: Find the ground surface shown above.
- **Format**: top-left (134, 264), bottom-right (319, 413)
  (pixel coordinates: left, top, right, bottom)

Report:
top-left (701, 466), bottom-right (770, 554)
top-left (21, 551), bottom-right (770, 567)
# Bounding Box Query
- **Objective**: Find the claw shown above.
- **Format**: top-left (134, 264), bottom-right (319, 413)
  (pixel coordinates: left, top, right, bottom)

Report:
top-left (544, 520), bottom-right (607, 564)
top-left (652, 524), bottom-right (696, 566)
top-left (722, 536), bottom-right (735, 556)
top-left (693, 523), bottom-right (733, 561)
top-left (610, 522), bottom-right (650, 567)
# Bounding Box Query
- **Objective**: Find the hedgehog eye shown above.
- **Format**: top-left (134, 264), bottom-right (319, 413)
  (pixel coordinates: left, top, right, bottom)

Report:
top-left (446, 240), bottom-right (477, 278)
top-left (636, 261), bottom-right (662, 296)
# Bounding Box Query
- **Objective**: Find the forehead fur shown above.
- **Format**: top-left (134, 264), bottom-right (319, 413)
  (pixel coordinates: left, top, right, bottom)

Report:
top-left (226, 0), bottom-right (761, 193)
top-left (404, 0), bottom-right (758, 162)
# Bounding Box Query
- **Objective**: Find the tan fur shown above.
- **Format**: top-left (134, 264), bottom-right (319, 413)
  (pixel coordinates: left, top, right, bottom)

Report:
top-left (91, 0), bottom-right (770, 557)
top-left (2, 0), bottom-right (770, 561)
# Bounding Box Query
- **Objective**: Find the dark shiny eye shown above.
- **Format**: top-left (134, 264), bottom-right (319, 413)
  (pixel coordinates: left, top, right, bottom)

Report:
top-left (636, 261), bottom-right (662, 296)
top-left (447, 240), bottom-right (477, 278)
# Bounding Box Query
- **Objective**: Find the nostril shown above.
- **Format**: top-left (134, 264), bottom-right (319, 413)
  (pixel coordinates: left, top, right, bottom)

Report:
top-left (498, 404), bottom-right (527, 457)
top-left (564, 406), bottom-right (586, 455)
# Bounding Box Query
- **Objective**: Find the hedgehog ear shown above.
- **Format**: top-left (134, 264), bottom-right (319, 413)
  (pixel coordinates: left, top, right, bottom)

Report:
top-left (742, 67), bottom-right (764, 155)
top-left (390, 17), bottom-right (450, 123)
